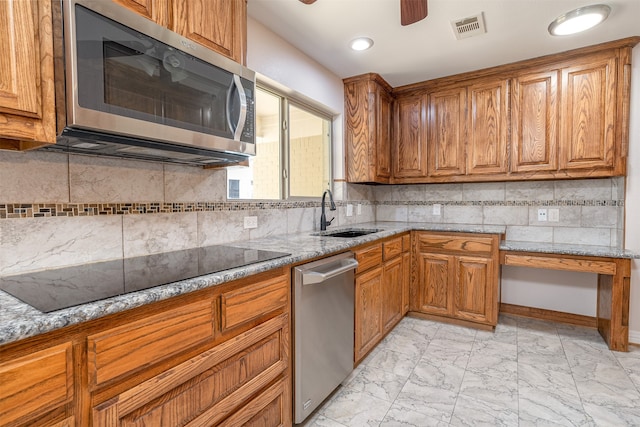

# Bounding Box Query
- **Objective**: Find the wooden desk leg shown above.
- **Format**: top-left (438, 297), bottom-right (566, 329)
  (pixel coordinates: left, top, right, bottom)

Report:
top-left (597, 258), bottom-right (631, 352)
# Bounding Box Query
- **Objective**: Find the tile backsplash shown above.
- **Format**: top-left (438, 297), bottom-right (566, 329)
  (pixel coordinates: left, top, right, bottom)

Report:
top-left (373, 179), bottom-right (624, 247)
top-left (0, 149), bottom-right (624, 276)
top-left (0, 151), bottom-right (375, 276)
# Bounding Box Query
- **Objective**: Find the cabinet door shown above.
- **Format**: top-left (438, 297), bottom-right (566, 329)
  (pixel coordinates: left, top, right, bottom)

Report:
top-left (427, 87), bottom-right (466, 177)
top-left (511, 70), bottom-right (559, 172)
top-left (453, 256), bottom-right (497, 325)
top-left (172, 0), bottom-right (247, 64)
top-left (393, 94), bottom-right (428, 179)
top-left (0, 343), bottom-right (73, 427)
top-left (559, 54), bottom-right (617, 171)
top-left (376, 86), bottom-right (393, 179)
top-left (467, 79), bottom-right (509, 175)
top-left (0, 0), bottom-right (55, 148)
top-left (382, 256), bottom-right (403, 333)
top-left (402, 252), bottom-right (411, 315)
top-left (355, 267), bottom-right (383, 363)
top-left (412, 252), bottom-right (453, 316)
top-left (110, 0), bottom-right (169, 26)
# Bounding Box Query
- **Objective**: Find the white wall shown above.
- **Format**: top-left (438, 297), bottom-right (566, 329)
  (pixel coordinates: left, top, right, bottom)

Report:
top-left (246, 17), bottom-right (346, 180)
top-left (625, 44), bottom-right (640, 343)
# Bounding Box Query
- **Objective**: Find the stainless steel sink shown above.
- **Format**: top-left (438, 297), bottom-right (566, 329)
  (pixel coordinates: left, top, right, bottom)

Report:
top-left (312, 228), bottom-right (382, 238)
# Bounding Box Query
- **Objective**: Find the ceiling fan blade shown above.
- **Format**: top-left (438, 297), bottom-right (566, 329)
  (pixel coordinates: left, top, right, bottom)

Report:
top-left (299, 0), bottom-right (317, 4)
top-left (400, 0), bottom-right (428, 26)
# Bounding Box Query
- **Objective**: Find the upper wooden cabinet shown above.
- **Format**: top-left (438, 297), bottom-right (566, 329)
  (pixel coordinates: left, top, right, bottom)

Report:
top-left (344, 37), bottom-right (639, 184)
top-left (344, 73), bottom-right (394, 183)
top-left (427, 86), bottom-right (466, 177)
top-left (112, 0), bottom-right (247, 64)
top-left (0, 0), bottom-right (56, 150)
top-left (394, 93), bottom-right (428, 179)
top-left (510, 70), bottom-right (559, 173)
top-left (111, 0), bottom-right (170, 26)
top-left (467, 79), bottom-right (509, 175)
top-left (559, 53), bottom-right (617, 172)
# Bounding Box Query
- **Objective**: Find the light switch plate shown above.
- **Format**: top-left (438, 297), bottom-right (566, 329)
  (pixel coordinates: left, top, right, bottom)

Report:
top-left (433, 204), bottom-right (442, 216)
top-left (537, 208), bottom-right (548, 222)
top-left (244, 216), bottom-right (258, 229)
top-left (548, 208), bottom-right (559, 222)
top-left (346, 204), bottom-right (353, 217)
top-left (357, 204), bottom-right (362, 215)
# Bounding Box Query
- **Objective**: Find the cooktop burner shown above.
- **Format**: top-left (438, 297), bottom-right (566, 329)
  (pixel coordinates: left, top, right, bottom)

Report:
top-left (0, 245), bottom-right (290, 313)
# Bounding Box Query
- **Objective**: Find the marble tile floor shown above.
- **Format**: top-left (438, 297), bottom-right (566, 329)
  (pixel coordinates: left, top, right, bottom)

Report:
top-left (300, 315), bottom-right (640, 427)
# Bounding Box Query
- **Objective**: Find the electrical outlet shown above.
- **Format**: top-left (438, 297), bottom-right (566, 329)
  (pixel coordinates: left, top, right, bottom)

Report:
top-left (537, 208), bottom-right (548, 222)
top-left (432, 204), bottom-right (442, 216)
top-left (243, 216), bottom-right (258, 229)
top-left (357, 204), bottom-right (362, 215)
top-left (346, 204), bottom-right (353, 217)
top-left (548, 208), bottom-right (559, 222)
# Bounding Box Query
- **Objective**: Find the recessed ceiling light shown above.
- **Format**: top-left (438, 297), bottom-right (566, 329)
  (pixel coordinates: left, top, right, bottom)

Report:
top-left (350, 37), bottom-right (374, 51)
top-left (548, 4), bottom-right (611, 36)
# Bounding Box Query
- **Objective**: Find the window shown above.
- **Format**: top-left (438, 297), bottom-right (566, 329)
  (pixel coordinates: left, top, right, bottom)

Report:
top-left (227, 85), bottom-right (332, 200)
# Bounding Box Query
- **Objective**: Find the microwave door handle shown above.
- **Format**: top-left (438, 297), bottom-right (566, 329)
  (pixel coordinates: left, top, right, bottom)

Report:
top-left (226, 75), bottom-right (248, 141)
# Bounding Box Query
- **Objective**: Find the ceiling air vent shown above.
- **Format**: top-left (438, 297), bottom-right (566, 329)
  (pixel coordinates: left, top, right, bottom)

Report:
top-left (451, 12), bottom-right (486, 40)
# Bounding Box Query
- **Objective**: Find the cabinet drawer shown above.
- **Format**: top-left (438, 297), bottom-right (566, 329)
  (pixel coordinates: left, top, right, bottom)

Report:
top-left (416, 233), bottom-right (495, 256)
top-left (0, 343), bottom-right (73, 426)
top-left (218, 377), bottom-right (290, 426)
top-left (355, 244), bottom-right (383, 274)
top-left (221, 274), bottom-right (289, 333)
top-left (87, 300), bottom-right (214, 387)
top-left (92, 314), bottom-right (289, 427)
top-left (383, 237), bottom-right (403, 260)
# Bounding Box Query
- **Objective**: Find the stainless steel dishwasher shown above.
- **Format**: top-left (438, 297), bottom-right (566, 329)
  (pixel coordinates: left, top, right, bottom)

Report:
top-left (293, 252), bottom-right (359, 424)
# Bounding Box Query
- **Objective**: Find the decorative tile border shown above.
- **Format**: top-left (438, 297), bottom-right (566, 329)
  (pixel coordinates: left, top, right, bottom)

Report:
top-left (377, 200), bottom-right (624, 207)
top-left (0, 199), bottom-right (621, 220)
top-left (0, 200), bottom-right (372, 219)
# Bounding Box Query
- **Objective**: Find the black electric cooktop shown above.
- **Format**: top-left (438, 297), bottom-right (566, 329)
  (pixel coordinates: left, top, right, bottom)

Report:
top-left (0, 245), bottom-right (290, 313)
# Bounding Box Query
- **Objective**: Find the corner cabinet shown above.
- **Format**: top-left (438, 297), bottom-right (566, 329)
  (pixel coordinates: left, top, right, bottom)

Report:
top-left (354, 234), bottom-right (410, 364)
top-left (111, 0), bottom-right (247, 64)
top-left (0, 0), bottom-right (56, 150)
top-left (411, 231), bottom-right (501, 328)
top-left (344, 73), bottom-right (394, 183)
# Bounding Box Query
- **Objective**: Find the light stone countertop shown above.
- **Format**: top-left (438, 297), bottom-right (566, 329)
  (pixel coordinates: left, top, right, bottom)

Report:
top-left (1, 221), bottom-right (637, 346)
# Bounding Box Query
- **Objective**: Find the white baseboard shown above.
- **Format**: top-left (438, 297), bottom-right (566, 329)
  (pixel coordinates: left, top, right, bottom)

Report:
top-left (630, 330), bottom-right (640, 345)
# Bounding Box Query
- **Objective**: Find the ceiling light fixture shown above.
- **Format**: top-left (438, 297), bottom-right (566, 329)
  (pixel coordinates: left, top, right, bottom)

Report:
top-left (548, 4), bottom-right (611, 36)
top-left (350, 37), bottom-right (374, 51)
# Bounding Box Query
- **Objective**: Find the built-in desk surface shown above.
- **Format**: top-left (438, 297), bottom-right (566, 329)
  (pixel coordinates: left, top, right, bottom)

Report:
top-left (499, 242), bottom-right (637, 352)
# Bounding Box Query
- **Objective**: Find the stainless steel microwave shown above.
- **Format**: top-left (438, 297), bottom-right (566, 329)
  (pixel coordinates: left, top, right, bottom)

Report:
top-left (42, 0), bottom-right (256, 166)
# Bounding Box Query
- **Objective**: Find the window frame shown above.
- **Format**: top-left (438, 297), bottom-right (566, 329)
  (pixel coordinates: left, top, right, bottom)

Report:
top-left (227, 80), bottom-right (334, 201)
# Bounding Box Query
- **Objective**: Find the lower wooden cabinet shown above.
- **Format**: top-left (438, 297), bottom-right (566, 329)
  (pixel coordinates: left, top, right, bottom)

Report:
top-left (355, 266), bottom-right (384, 362)
top-left (0, 342), bottom-right (73, 427)
top-left (354, 234), bottom-right (410, 364)
top-left (411, 231), bottom-right (500, 327)
top-left (382, 255), bottom-right (403, 332)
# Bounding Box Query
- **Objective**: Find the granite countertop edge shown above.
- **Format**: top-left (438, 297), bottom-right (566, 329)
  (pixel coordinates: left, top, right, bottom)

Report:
top-left (1, 221), bottom-right (638, 346)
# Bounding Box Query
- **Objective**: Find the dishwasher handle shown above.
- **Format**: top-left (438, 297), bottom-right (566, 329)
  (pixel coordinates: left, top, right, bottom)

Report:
top-left (302, 258), bottom-right (359, 285)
